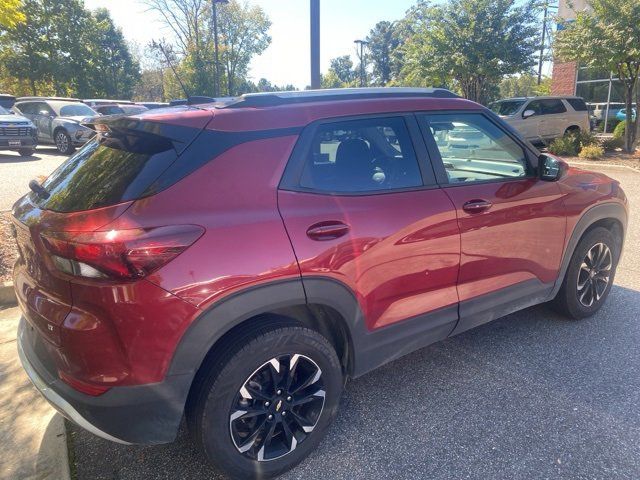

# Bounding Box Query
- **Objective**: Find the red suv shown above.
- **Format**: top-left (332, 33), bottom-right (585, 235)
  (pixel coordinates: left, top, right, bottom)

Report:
top-left (13, 88), bottom-right (627, 479)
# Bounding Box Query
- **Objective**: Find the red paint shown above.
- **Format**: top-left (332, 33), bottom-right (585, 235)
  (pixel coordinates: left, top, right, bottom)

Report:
top-left (11, 96), bottom-right (627, 395)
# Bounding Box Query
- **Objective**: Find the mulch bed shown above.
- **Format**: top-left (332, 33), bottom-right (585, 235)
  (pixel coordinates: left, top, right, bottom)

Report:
top-left (0, 212), bottom-right (17, 283)
top-left (562, 151), bottom-right (640, 171)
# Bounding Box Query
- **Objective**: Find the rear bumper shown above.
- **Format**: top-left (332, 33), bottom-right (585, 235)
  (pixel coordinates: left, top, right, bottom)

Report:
top-left (17, 317), bottom-right (192, 445)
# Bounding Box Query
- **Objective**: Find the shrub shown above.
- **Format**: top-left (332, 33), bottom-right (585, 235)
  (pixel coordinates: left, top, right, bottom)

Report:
top-left (578, 144), bottom-right (605, 159)
top-left (548, 136), bottom-right (578, 156)
top-left (602, 137), bottom-right (623, 151)
top-left (613, 121), bottom-right (626, 139)
top-left (574, 130), bottom-right (598, 149)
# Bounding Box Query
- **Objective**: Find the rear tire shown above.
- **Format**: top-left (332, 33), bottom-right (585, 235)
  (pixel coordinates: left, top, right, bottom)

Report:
top-left (54, 130), bottom-right (74, 154)
top-left (565, 126), bottom-right (580, 136)
top-left (18, 148), bottom-right (35, 157)
top-left (187, 323), bottom-right (343, 479)
top-left (552, 227), bottom-right (619, 319)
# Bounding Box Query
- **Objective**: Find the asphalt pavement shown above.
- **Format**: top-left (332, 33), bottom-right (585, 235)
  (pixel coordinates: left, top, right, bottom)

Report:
top-left (67, 163), bottom-right (640, 480)
top-left (0, 147), bottom-right (67, 211)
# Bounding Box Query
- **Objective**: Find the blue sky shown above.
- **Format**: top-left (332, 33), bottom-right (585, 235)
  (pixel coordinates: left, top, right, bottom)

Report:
top-left (83, 0), bottom-right (418, 89)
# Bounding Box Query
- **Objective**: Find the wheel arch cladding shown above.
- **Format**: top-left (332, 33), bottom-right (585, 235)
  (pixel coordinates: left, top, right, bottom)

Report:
top-left (550, 202), bottom-right (627, 299)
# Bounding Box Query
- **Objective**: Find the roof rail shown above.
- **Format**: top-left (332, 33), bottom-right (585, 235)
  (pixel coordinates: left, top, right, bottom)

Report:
top-left (224, 87), bottom-right (459, 108)
top-left (16, 96), bottom-right (81, 102)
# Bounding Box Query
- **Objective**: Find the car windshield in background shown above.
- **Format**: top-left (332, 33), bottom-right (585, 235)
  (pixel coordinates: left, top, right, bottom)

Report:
top-left (54, 103), bottom-right (97, 117)
top-left (120, 105), bottom-right (148, 114)
top-left (490, 100), bottom-right (525, 116)
top-left (0, 106), bottom-right (10, 115)
top-left (98, 105), bottom-right (124, 115)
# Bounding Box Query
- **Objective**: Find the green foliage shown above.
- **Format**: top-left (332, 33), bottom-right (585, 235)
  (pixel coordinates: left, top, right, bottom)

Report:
top-left (578, 144), bottom-right (605, 159)
top-left (0, 0), bottom-right (25, 28)
top-left (500, 74), bottom-right (552, 99)
top-left (399, 0), bottom-right (539, 104)
top-left (613, 121), bottom-right (626, 139)
top-left (555, 0), bottom-right (640, 152)
top-left (0, 0), bottom-right (139, 97)
top-left (322, 56), bottom-right (357, 89)
top-left (601, 136), bottom-right (623, 151)
top-left (366, 21), bottom-right (401, 86)
top-left (548, 136), bottom-right (579, 156)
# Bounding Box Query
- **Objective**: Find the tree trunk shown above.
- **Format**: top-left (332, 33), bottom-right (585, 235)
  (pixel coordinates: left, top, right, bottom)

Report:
top-left (624, 84), bottom-right (634, 153)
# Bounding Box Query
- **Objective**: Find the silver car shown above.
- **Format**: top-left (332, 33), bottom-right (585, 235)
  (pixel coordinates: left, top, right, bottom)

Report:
top-left (14, 97), bottom-right (98, 154)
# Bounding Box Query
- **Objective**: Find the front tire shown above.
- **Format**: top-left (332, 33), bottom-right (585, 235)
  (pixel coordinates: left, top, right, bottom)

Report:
top-left (18, 148), bottom-right (35, 157)
top-left (188, 323), bottom-right (343, 479)
top-left (54, 130), bottom-right (74, 154)
top-left (552, 227), bottom-right (619, 319)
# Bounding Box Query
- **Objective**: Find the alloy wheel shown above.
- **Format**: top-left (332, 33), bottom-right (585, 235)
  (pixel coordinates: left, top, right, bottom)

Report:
top-left (577, 242), bottom-right (612, 307)
top-left (56, 132), bottom-right (69, 152)
top-left (229, 354), bottom-right (325, 462)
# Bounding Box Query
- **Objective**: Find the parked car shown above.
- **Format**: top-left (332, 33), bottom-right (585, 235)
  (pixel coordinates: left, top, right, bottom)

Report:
top-left (83, 98), bottom-right (135, 108)
top-left (136, 101), bottom-right (170, 109)
top-left (14, 88), bottom-right (627, 479)
top-left (14, 97), bottom-right (97, 154)
top-left (615, 107), bottom-right (637, 122)
top-left (589, 102), bottom-right (624, 124)
top-left (0, 93), bottom-right (17, 109)
top-left (0, 104), bottom-right (38, 156)
top-left (93, 104), bottom-right (149, 116)
top-left (490, 96), bottom-right (591, 144)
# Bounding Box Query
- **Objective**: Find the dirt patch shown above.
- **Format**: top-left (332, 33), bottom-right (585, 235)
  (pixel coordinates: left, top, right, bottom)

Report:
top-left (1, 212), bottom-right (17, 283)
top-left (562, 151), bottom-right (640, 171)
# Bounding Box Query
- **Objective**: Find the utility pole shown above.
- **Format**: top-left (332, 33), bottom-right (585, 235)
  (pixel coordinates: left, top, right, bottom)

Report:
top-left (537, 1), bottom-right (557, 85)
top-left (212, 0), bottom-right (228, 97)
top-left (310, 0), bottom-right (320, 89)
top-left (354, 39), bottom-right (369, 87)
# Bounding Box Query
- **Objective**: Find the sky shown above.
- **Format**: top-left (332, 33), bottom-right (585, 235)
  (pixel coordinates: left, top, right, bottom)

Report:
top-left (83, 0), bottom-right (418, 90)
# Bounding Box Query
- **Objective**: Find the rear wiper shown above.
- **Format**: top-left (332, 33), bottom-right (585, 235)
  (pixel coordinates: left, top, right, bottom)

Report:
top-left (28, 179), bottom-right (50, 200)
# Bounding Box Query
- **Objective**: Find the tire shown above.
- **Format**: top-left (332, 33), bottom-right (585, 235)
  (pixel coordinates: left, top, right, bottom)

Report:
top-left (18, 148), bottom-right (35, 157)
top-left (565, 126), bottom-right (580, 136)
top-left (54, 130), bottom-right (75, 154)
top-left (187, 322), bottom-right (343, 479)
top-left (552, 227), bottom-right (619, 319)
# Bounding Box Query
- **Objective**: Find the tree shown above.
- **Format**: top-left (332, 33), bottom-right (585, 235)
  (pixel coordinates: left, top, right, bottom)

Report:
top-left (321, 55), bottom-right (356, 88)
top-left (555, 0), bottom-right (640, 152)
top-left (500, 73), bottom-right (551, 98)
top-left (0, 0), bottom-right (25, 28)
top-left (366, 21), bottom-right (401, 86)
top-left (400, 0), bottom-right (539, 104)
top-left (217, 0), bottom-right (271, 96)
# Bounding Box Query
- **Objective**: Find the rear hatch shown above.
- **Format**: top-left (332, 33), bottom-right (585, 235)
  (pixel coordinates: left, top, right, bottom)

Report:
top-left (11, 109), bottom-right (213, 345)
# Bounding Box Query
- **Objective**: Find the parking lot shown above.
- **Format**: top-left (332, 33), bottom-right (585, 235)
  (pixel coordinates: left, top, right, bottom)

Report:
top-left (0, 148), bottom-right (67, 211)
top-left (57, 163), bottom-right (639, 480)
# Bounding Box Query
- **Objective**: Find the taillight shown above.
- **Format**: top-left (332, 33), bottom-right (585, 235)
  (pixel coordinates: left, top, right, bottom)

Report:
top-left (58, 370), bottom-right (111, 396)
top-left (41, 225), bottom-right (204, 280)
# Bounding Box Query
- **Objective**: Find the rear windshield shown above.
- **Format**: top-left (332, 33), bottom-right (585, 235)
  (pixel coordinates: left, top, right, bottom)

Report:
top-left (36, 133), bottom-right (177, 212)
top-left (566, 98), bottom-right (588, 111)
top-left (490, 100), bottom-right (525, 116)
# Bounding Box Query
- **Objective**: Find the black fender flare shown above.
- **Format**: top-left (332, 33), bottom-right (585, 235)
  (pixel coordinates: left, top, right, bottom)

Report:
top-left (548, 201), bottom-right (627, 300)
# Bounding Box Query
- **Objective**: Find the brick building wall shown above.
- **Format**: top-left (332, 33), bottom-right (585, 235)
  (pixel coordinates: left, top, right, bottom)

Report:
top-left (551, 61), bottom-right (577, 95)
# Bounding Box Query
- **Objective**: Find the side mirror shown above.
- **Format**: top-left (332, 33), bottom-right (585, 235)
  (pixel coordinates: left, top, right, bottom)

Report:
top-left (539, 154), bottom-right (563, 181)
top-left (522, 109), bottom-right (535, 119)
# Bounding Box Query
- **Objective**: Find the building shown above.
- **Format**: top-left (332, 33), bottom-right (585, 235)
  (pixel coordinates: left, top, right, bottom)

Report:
top-left (551, 0), bottom-right (632, 133)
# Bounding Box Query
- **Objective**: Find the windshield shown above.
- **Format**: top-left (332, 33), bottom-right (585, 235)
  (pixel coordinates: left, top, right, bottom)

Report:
top-left (53, 103), bottom-right (97, 117)
top-left (98, 105), bottom-right (124, 115)
top-left (490, 100), bottom-right (525, 116)
top-left (120, 105), bottom-right (148, 114)
top-left (0, 106), bottom-right (10, 115)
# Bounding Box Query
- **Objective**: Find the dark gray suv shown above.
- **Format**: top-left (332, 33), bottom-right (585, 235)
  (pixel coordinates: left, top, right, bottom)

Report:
top-left (14, 97), bottom-right (98, 154)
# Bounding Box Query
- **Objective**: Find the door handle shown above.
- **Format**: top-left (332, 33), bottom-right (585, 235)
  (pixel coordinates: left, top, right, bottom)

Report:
top-left (462, 199), bottom-right (493, 214)
top-left (306, 221), bottom-right (350, 241)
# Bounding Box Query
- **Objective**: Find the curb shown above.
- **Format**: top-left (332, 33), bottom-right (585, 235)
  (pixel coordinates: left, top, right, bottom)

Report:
top-left (568, 161), bottom-right (640, 172)
top-left (0, 281), bottom-right (17, 306)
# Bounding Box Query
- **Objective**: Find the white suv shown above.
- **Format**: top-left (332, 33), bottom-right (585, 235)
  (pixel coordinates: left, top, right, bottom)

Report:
top-left (490, 96), bottom-right (591, 144)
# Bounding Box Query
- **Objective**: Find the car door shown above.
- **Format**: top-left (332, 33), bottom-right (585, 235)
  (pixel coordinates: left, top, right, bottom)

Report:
top-left (540, 98), bottom-right (568, 138)
top-left (33, 102), bottom-right (55, 142)
top-left (520, 99), bottom-right (544, 141)
top-left (278, 114), bottom-right (461, 345)
top-left (418, 112), bottom-right (566, 334)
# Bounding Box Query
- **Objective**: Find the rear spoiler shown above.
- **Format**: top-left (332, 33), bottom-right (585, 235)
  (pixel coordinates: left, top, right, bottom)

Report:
top-left (82, 111), bottom-right (212, 155)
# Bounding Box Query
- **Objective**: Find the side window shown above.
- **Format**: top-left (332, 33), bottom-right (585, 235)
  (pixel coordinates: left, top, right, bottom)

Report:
top-left (421, 113), bottom-right (529, 184)
top-left (566, 98), bottom-right (588, 111)
top-left (298, 117), bottom-right (423, 193)
top-left (541, 99), bottom-right (567, 115)
top-left (525, 100), bottom-right (543, 116)
top-left (15, 102), bottom-right (34, 115)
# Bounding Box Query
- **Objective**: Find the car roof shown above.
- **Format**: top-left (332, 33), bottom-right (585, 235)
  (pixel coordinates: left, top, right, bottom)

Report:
top-left (16, 96), bottom-right (81, 102)
top-left (85, 99), bottom-right (134, 105)
top-left (495, 96), bottom-right (584, 102)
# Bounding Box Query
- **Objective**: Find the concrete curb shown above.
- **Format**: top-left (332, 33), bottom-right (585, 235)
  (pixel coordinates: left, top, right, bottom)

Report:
top-left (568, 161), bottom-right (640, 172)
top-left (0, 281), bottom-right (16, 307)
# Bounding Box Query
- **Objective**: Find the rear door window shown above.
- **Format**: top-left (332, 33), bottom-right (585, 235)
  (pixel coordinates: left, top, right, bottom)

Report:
top-left (541, 99), bottom-right (567, 114)
top-left (36, 133), bottom-right (177, 212)
top-left (298, 117), bottom-right (423, 193)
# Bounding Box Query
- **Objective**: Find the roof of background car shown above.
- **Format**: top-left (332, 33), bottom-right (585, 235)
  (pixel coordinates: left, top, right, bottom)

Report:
top-left (497, 96), bottom-right (584, 102)
top-left (84, 99), bottom-right (134, 105)
top-left (16, 96), bottom-right (81, 102)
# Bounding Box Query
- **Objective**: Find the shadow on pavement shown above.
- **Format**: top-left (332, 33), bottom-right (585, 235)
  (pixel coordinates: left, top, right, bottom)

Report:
top-left (70, 283), bottom-right (640, 480)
